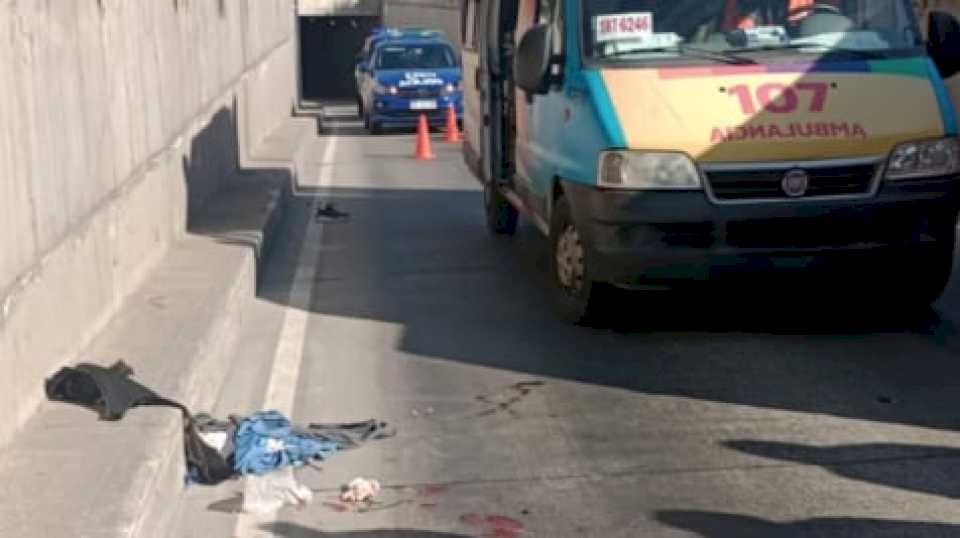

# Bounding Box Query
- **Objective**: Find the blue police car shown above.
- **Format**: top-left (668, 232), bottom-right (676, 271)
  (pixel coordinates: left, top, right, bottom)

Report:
top-left (354, 28), bottom-right (441, 97)
top-left (356, 30), bottom-right (462, 134)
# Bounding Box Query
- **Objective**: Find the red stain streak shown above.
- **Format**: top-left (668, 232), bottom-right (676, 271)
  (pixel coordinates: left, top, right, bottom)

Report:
top-left (322, 501), bottom-right (348, 513)
top-left (461, 513), bottom-right (486, 526)
top-left (486, 516), bottom-right (523, 531)
top-left (419, 484), bottom-right (449, 497)
top-left (461, 513), bottom-right (525, 538)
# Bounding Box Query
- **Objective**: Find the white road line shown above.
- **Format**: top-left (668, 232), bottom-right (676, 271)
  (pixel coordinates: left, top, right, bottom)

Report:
top-left (233, 136), bottom-right (338, 538)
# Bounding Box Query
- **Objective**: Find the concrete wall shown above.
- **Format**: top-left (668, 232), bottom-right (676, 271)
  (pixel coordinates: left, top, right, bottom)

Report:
top-left (297, 0), bottom-right (460, 43)
top-left (0, 0), bottom-right (297, 447)
top-left (384, 0), bottom-right (462, 46)
top-left (299, 0), bottom-right (383, 16)
top-left (296, 0), bottom-right (459, 44)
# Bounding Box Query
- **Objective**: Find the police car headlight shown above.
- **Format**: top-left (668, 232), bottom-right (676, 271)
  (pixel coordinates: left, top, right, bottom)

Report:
top-left (598, 151), bottom-right (702, 190)
top-left (374, 83), bottom-right (398, 96)
top-left (885, 138), bottom-right (960, 180)
top-left (444, 82), bottom-right (461, 94)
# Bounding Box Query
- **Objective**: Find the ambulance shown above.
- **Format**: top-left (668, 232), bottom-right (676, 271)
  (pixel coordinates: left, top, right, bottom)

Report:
top-left (461, 0), bottom-right (960, 322)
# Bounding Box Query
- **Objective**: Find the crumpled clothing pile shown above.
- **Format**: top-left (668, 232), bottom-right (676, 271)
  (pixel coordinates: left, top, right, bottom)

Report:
top-left (44, 361), bottom-right (396, 487)
top-left (192, 410), bottom-right (393, 484)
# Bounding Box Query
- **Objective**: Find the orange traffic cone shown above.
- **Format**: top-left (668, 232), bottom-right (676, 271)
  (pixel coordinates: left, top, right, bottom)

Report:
top-left (414, 114), bottom-right (435, 160)
top-left (444, 104), bottom-right (461, 143)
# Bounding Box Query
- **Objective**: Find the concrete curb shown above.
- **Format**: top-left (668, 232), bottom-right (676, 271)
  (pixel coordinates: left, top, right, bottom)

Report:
top-left (131, 124), bottom-right (312, 537)
top-left (0, 122), bottom-right (307, 538)
top-left (136, 177), bottom-right (290, 538)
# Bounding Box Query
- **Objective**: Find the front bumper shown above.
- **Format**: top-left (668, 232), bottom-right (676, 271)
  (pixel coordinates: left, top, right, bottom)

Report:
top-left (370, 93), bottom-right (463, 126)
top-left (563, 178), bottom-right (960, 285)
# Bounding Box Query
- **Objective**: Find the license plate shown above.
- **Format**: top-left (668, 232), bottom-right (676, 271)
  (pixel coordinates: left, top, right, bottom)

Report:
top-left (410, 100), bottom-right (437, 111)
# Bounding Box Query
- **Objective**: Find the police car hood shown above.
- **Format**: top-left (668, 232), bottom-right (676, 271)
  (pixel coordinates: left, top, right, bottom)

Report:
top-left (599, 59), bottom-right (949, 163)
top-left (376, 68), bottom-right (460, 89)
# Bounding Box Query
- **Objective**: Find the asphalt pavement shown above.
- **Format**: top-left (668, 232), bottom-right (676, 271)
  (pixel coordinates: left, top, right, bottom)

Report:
top-left (174, 114), bottom-right (960, 538)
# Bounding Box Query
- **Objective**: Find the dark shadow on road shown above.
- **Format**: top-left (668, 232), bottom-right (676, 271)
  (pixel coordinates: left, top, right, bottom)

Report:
top-left (319, 122), bottom-right (422, 138)
top-left (319, 124), bottom-right (373, 138)
top-left (656, 510), bottom-right (960, 538)
top-left (725, 440), bottom-right (960, 499)
top-left (206, 493), bottom-right (244, 514)
top-left (317, 113), bottom-right (447, 139)
top-left (260, 522), bottom-right (469, 538)
top-left (258, 183), bottom-right (960, 433)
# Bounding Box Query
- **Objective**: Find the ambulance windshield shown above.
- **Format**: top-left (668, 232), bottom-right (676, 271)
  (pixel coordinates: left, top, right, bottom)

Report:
top-left (583, 0), bottom-right (923, 63)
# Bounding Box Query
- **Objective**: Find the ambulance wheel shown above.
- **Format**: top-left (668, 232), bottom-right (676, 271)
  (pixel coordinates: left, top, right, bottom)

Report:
top-left (484, 182), bottom-right (518, 236)
top-left (834, 238), bottom-right (954, 310)
top-left (550, 197), bottom-right (601, 324)
top-left (363, 113), bottom-right (381, 135)
top-left (882, 241), bottom-right (954, 307)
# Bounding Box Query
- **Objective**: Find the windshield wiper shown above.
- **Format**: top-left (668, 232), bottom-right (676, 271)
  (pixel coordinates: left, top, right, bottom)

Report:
top-left (726, 43), bottom-right (887, 59)
top-left (683, 45), bottom-right (758, 64)
top-left (603, 45), bottom-right (756, 65)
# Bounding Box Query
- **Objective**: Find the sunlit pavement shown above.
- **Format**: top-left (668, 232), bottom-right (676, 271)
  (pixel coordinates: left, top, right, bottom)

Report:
top-left (176, 114), bottom-right (960, 538)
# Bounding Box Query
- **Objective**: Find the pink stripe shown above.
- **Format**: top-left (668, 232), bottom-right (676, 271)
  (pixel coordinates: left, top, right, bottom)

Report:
top-left (658, 66), bottom-right (717, 79)
top-left (659, 65), bottom-right (770, 79)
top-left (658, 63), bottom-right (848, 79)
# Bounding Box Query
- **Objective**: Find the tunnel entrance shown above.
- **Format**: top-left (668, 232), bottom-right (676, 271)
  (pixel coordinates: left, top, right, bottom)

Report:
top-left (299, 16), bottom-right (382, 103)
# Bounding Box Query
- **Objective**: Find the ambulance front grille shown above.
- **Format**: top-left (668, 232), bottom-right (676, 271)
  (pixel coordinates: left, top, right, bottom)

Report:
top-left (706, 164), bottom-right (877, 201)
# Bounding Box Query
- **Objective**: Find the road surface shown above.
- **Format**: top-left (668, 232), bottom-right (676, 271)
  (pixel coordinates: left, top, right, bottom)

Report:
top-left (175, 112), bottom-right (960, 538)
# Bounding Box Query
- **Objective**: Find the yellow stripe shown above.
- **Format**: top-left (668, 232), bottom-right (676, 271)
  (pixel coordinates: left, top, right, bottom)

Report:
top-left (601, 69), bottom-right (943, 163)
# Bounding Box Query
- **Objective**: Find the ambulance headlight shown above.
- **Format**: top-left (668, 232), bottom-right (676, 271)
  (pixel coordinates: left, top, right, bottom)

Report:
top-left (598, 151), bottom-right (702, 190)
top-left (886, 138), bottom-right (960, 180)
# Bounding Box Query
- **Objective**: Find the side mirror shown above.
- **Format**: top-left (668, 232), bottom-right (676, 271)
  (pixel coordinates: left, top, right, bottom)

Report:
top-left (514, 24), bottom-right (554, 95)
top-left (928, 11), bottom-right (960, 79)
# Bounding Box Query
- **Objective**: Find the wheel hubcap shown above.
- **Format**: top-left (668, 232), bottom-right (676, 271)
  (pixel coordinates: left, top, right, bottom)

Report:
top-left (556, 224), bottom-right (585, 293)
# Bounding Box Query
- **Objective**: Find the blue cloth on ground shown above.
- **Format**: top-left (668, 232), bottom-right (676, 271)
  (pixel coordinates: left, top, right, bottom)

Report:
top-left (233, 411), bottom-right (339, 475)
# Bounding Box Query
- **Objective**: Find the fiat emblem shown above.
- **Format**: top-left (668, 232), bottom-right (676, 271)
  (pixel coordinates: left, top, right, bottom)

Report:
top-left (781, 169), bottom-right (810, 198)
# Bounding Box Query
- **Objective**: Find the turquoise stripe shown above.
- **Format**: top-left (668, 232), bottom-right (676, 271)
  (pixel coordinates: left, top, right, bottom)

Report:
top-left (926, 59), bottom-right (957, 136)
top-left (867, 58), bottom-right (929, 78)
top-left (583, 71), bottom-right (627, 148)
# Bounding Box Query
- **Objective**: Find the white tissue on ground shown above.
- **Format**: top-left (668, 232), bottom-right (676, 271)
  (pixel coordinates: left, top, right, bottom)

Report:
top-left (340, 477), bottom-right (381, 503)
top-left (242, 467), bottom-right (313, 514)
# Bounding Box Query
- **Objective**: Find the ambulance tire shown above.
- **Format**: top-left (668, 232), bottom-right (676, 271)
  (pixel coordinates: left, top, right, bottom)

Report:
top-left (363, 112), bottom-right (381, 135)
top-left (835, 239), bottom-right (954, 310)
top-left (550, 197), bottom-right (602, 325)
top-left (484, 182), bottom-right (518, 236)
top-left (883, 241), bottom-right (954, 308)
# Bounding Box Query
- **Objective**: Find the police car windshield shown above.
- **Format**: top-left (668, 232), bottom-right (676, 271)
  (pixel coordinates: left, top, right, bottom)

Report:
top-left (377, 44), bottom-right (458, 69)
top-left (583, 0), bottom-right (922, 63)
